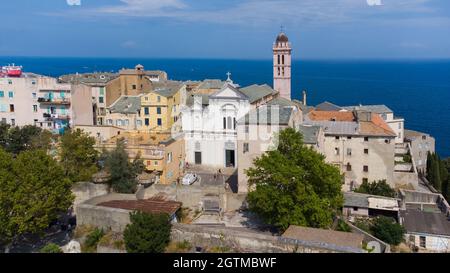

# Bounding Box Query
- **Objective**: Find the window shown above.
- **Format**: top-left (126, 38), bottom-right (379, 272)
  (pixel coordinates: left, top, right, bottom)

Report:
top-left (100, 87), bottom-right (105, 96)
top-left (419, 236), bottom-right (426, 248)
top-left (243, 143), bottom-right (249, 153)
top-left (145, 118), bottom-right (150, 126)
top-left (347, 136), bottom-right (352, 140)
top-left (282, 67), bottom-right (285, 76)
top-left (144, 107), bottom-right (149, 115)
top-left (124, 119), bottom-right (129, 126)
top-left (363, 165), bottom-right (369, 172)
top-left (99, 97), bottom-right (104, 103)
top-left (245, 125), bottom-right (249, 134)
top-left (346, 163), bottom-right (352, 171)
top-left (0, 91), bottom-right (4, 97)
top-left (107, 119), bottom-right (113, 125)
top-left (278, 67), bottom-right (280, 76)
top-left (277, 55), bottom-right (280, 65)
top-left (167, 152), bottom-right (173, 163)
top-left (34, 119), bottom-right (38, 125)
top-left (9, 104), bottom-right (14, 112)
top-left (33, 105), bottom-right (38, 112)
top-left (347, 148), bottom-right (352, 156)
top-left (223, 117), bottom-right (226, 129)
top-left (32, 81), bottom-right (36, 85)
top-left (334, 147), bottom-right (340, 155)
top-left (398, 123), bottom-right (402, 129)
top-left (282, 55), bottom-right (285, 65)
top-left (362, 178), bottom-right (368, 183)
top-left (8, 91), bottom-right (14, 98)
top-left (11, 119), bottom-right (15, 126)
top-left (364, 137), bottom-right (369, 142)
top-left (335, 136), bottom-right (340, 140)
top-left (353, 207), bottom-right (358, 211)
top-left (157, 118), bottom-right (162, 126)
top-left (116, 120), bottom-right (122, 126)
top-left (8, 80), bottom-right (12, 84)
top-left (136, 120), bottom-right (142, 127)
top-left (398, 132), bottom-right (401, 139)
top-left (422, 135), bottom-right (427, 140)
top-left (157, 107), bottom-right (161, 115)
top-left (1, 118), bottom-right (6, 124)
top-left (132, 84), bottom-right (136, 90)
top-left (385, 139), bottom-right (390, 144)
top-left (157, 96), bottom-right (161, 103)
top-left (48, 122), bottom-right (52, 127)
top-left (233, 117), bottom-right (236, 130)
top-left (154, 161), bottom-right (158, 166)
top-left (32, 92), bottom-right (37, 99)
top-left (227, 117), bottom-right (232, 130)
top-left (364, 148), bottom-right (369, 154)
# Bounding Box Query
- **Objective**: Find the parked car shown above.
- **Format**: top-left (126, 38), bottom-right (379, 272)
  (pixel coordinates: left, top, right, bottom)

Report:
top-left (182, 173), bottom-right (198, 185)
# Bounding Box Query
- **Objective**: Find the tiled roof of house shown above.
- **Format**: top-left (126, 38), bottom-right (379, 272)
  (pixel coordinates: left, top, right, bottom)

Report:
top-left (239, 105), bottom-right (293, 126)
top-left (59, 73), bottom-right (118, 85)
top-left (315, 101), bottom-right (342, 111)
top-left (297, 125), bottom-right (321, 144)
top-left (282, 225), bottom-right (364, 250)
top-left (402, 209), bottom-right (450, 237)
top-left (342, 104), bottom-right (393, 114)
top-left (359, 114), bottom-right (396, 137)
top-left (109, 95), bottom-right (141, 114)
top-left (98, 197), bottom-right (182, 216)
top-left (308, 110), bottom-right (356, 122)
top-left (239, 84), bottom-right (277, 104)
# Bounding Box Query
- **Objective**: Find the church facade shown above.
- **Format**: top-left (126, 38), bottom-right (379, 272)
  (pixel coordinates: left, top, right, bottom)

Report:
top-left (182, 81), bottom-right (250, 168)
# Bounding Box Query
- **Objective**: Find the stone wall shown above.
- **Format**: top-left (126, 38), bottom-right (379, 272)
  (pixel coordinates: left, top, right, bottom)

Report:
top-left (170, 223), bottom-right (365, 253)
top-left (72, 182), bottom-right (110, 211)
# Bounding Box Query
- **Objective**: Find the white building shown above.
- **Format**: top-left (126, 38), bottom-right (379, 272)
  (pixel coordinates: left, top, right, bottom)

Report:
top-left (182, 81), bottom-right (250, 168)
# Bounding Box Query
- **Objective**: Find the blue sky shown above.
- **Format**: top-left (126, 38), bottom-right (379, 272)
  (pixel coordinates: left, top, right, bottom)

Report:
top-left (1, 0), bottom-right (450, 59)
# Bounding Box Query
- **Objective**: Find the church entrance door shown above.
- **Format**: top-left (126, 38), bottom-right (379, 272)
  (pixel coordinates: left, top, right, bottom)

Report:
top-left (225, 150), bottom-right (235, 168)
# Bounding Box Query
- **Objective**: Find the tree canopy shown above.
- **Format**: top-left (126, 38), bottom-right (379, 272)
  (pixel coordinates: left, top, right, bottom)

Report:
top-left (245, 128), bottom-right (343, 231)
top-left (0, 124), bottom-right (53, 155)
top-left (426, 152), bottom-right (449, 197)
top-left (0, 148), bottom-right (74, 243)
top-left (370, 216), bottom-right (405, 246)
top-left (124, 211), bottom-right (171, 253)
top-left (59, 129), bottom-right (98, 183)
top-left (103, 140), bottom-right (145, 194)
top-left (354, 179), bottom-right (396, 198)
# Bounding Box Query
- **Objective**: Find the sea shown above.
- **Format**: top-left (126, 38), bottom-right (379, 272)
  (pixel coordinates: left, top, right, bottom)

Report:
top-left (1, 57), bottom-right (449, 157)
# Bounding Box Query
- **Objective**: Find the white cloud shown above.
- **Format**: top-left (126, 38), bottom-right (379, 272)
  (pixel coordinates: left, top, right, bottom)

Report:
top-left (66, 0), bottom-right (81, 6)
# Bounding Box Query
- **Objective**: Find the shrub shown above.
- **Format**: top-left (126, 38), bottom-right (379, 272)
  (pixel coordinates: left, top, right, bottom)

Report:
top-left (336, 219), bottom-right (352, 232)
top-left (370, 216), bottom-right (405, 246)
top-left (40, 243), bottom-right (63, 253)
top-left (85, 228), bottom-right (105, 248)
top-left (124, 211), bottom-right (172, 253)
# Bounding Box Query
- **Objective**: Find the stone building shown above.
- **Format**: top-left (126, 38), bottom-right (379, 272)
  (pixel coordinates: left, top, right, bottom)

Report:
top-left (404, 129), bottom-right (435, 174)
top-left (236, 103), bottom-right (302, 193)
top-left (304, 110), bottom-right (397, 191)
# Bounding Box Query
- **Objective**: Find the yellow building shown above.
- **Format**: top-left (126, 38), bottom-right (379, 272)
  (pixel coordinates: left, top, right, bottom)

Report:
top-left (140, 83), bottom-right (186, 133)
top-left (97, 131), bottom-right (185, 185)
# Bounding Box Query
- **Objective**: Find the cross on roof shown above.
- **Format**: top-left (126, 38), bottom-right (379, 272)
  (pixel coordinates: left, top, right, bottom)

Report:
top-left (226, 72), bottom-right (232, 82)
top-left (280, 25), bottom-right (284, 33)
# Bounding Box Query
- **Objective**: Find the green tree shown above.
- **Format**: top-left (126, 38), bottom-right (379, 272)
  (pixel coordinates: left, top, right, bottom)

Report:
top-left (59, 129), bottom-right (98, 182)
top-left (246, 128), bottom-right (343, 231)
top-left (370, 216), bottom-right (405, 246)
top-left (0, 148), bottom-right (74, 247)
top-left (40, 243), bottom-right (63, 253)
top-left (354, 179), bottom-right (396, 198)
top-left (103, 140), bottom-right (145, 193)
top-left (124, 211), bottom-right (171, 253)
top-left (0, 125), bottom-right (53, 154)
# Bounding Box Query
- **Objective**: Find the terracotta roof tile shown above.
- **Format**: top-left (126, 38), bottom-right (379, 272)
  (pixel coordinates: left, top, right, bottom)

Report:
top-left (308, 110), bottom-right (355, 122)
top-left (98, 198), bottom-right (182, 216)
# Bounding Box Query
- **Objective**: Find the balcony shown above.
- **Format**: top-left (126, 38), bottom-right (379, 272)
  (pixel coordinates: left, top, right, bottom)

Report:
top-left (38, 97), bottom-right (71, 105)
top-left (43, 113), bottom-right (70, 120)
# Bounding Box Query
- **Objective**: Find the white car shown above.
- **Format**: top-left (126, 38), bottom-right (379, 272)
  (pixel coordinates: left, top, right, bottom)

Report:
top-left (182, 173), bottom-right (198, 185)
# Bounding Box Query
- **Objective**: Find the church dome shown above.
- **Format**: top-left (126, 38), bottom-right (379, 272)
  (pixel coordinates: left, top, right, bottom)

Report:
top-left (276, 32), bottom-right (289, 43)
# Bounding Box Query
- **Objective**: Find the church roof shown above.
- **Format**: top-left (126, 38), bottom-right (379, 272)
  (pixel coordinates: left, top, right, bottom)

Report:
top-left (240, 84), bottom-right (277, 104)
top-left (239, 106), bottom-right (294, 126)
top-left (276, 32), bottom-right (289, 43)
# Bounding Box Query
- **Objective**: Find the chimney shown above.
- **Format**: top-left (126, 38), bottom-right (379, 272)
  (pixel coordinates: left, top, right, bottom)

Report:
top-left (302, 90), bottom-right (307, 106)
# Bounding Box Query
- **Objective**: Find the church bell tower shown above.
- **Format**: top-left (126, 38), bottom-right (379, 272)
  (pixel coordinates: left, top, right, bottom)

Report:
top-left (273, 30), bottom-right (292, 100)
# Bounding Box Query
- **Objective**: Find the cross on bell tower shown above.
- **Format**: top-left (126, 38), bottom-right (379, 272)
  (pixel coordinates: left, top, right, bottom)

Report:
top-left (273, 28), bottom-right (292, 100)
